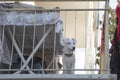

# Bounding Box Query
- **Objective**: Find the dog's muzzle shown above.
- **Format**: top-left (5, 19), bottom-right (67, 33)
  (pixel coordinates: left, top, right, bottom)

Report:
top-left (72, 47), bottom-right (75, 51)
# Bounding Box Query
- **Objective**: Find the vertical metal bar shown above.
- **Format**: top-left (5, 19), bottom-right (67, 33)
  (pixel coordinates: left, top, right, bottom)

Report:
top-left (95, 13), bottom-right (100, 73)
top-left (9, 11), bottom-right (16, 70)
top-left (53, 11), bottom-right (57, 71)
top-left (21, 11), bottom-right (26, 68)
top-left (1, 17), bottom-right (6, 64)
top-left (84, 11), bottom-right (87, 69)
top-left (42, 10), bottom-right (46, 74)
top-left (1, 26), bottom-right (5, 50)
top-left (0, 27), bottom-right (5, 67)
top-left (74, 11), bottom-right (77, 73)
top-left (104, 0), bottom-right (110, 74)
top-left (31, 10), bottom-right (36, 70)
top-left (53, 24), bottom-right (56, 69)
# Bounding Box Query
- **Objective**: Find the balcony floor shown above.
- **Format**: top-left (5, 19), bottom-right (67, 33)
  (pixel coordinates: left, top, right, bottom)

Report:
top-left (0, 74), bottom-right (117, 80)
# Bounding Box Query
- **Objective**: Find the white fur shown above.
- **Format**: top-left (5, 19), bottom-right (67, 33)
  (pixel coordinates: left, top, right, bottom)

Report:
top-left (61, 38), bottom-right (77, 74)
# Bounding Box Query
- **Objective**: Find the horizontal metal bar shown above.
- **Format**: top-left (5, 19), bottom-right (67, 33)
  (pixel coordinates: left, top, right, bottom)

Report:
top-left (1, 8), bottom-right (109, 11)
top-left (0, 69), bottom-right (110, 71)
top-left (0, 74), bottom-right (117, 80)
top-left (0, 0), bottom-right (106, 2)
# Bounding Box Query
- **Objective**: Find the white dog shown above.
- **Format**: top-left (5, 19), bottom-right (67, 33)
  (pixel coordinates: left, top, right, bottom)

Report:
top-left (60, 38), bottom-right (77, 74)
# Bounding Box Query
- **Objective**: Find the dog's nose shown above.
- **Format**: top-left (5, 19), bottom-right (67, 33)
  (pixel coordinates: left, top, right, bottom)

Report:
top-left (72, 47), bottom-right (75, 51)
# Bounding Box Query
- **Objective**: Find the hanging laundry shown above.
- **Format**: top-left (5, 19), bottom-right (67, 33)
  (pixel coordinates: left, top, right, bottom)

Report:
top-left (110, 2), bottom-right (120, 80)
top-left (115, 5), bottom-right (120, 43)
top-left (100, 21), bottom-right (105, 54)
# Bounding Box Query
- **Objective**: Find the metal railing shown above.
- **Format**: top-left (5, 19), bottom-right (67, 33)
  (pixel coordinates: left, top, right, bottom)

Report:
top-left (0, 0), bottom-right (117, 80)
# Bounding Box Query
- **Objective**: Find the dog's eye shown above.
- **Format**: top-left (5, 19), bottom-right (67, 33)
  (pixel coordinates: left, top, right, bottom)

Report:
top-left (67, 42), bottom-right (71, 44)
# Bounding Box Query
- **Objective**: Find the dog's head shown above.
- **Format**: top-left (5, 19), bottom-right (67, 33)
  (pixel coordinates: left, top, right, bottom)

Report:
top-left (60, 38), bottom-right (77, 51)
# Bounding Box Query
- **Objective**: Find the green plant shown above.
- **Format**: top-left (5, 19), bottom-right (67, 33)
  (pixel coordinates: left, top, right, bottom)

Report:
top-left (95, 47), bottom-right (100, 65)
top-left (95, 6), bottom-right (116, 66)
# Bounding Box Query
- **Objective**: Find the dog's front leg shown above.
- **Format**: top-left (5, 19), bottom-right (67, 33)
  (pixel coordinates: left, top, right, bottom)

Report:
top-left (71, 65), bottom-right (75, 74)
top-left (63, 63), bottom-right (67, 74)
top-left (71, 56), bottom-right (75, 74)
top-left (62, 59), bottom-right (67, 74)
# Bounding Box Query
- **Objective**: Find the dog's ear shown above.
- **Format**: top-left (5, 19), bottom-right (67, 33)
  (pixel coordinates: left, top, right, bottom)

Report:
top-left (72, 38), bottom-right (77, 43)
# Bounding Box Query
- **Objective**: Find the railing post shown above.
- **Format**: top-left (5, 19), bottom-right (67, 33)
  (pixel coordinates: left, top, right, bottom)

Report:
top-left (104, 0), bottom-right (110, 74)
